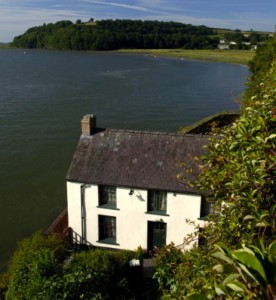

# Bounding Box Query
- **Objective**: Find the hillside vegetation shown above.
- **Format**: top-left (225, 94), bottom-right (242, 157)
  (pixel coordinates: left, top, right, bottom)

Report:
top-left (11, 19), bottom-right (221, 50)
top-left (11, 19), bottom-right (272, 65)
top-left (11, 20), bottom-right (271, 53)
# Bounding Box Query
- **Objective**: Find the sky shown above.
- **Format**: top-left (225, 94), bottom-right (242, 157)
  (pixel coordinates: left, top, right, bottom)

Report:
top-left (0, 0), bottom-right (275, 43)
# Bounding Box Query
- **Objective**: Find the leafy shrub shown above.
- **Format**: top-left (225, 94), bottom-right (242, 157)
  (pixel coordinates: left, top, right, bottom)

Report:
top-left (155, 37), bottom-right (276, 299)
top-left (154, 244), bottom-right (216, 298)
top-left (7, 231), bottom-right (67, 276)
top-left (185, 61), bottom-right (276, 299)
top-left (6, 248), bottom-right (63, 300)
top-left (63, 248), bottom-right (137, 299)
top-left (0, 273), bottom-right (9, 300)
top-left (5, 232), bottom-right (67, 299)
top-left (2, 230), bottom-right (141, 299)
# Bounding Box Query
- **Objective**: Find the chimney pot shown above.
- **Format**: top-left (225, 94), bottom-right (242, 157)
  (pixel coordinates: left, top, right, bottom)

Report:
top-left (81, 114), bottom-right (96, 135)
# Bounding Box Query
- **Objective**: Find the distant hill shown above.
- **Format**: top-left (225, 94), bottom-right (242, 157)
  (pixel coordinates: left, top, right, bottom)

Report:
top-left (11, 19), bottom-right (273, 51)
top-left (11, 19), bottom-right (220, 50)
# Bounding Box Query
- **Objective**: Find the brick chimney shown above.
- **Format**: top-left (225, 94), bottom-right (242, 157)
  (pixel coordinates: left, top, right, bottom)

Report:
top-left (81, 114), bottom-right (96, 135)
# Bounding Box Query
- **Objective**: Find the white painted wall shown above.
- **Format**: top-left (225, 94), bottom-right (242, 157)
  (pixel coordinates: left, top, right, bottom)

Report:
top-left (67, 182), bottom-right (202, 251)
top-left (67, 181), bottom-right (83, 243)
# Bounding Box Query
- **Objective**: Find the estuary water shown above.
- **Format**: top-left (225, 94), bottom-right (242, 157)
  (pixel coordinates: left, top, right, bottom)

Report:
top-left (0, 48), bottom-right (248, 269)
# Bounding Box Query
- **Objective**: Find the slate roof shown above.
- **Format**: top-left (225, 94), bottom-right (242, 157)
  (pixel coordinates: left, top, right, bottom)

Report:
top-left (66, 128), bottom-right (209, 194)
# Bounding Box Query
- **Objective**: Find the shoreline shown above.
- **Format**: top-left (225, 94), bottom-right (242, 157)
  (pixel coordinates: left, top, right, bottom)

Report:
top-left (114, 49), bottom-right (254, 65)
top-left (1, 46), bottom-right (254, 65)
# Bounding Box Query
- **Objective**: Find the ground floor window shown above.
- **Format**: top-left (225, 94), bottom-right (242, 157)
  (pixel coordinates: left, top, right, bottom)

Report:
top-left (98, 215), bottom-right (116, 244)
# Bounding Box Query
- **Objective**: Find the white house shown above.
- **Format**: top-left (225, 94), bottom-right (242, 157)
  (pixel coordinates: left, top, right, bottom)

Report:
top-left (218, 44), bottom-right (230, 50)
top-left (66, 115), bottom-right (210, 252)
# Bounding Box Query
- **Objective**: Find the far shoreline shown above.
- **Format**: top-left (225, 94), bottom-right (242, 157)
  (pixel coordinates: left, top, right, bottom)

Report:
top-left (114, 49), bottom-right (254, 65)
top-left (1, 46), bottom-right (254, 65)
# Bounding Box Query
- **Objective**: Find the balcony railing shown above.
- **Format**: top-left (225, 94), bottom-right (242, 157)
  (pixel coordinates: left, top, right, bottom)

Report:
top-left (45, 207), bottom-right (72, 244)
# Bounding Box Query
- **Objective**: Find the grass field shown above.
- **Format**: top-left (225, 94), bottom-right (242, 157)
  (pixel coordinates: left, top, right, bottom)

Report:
top-left (116, 49), bottom-right (255, 65)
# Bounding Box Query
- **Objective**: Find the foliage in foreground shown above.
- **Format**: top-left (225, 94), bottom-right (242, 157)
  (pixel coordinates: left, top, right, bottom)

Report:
top-left (154, 244), bottom-right (216, 298)
top-left (155, 37), bottom-right (276, 299)
top-left (2, 232), bottom-right (140, 300)
top-left (203, 240), bottom-right (276, 299)
top-left (247, 35), bottom-right (276, 97)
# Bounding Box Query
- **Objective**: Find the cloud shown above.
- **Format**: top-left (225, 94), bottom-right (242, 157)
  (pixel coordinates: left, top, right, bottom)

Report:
top-left (0, 0), bottom-right (274, 42)
top-left (0, 5), bottom-right (91, 42)
top-left (78, 0), bottom-right (150, 12)
top-left (77, 0), bottom-right (174, 17)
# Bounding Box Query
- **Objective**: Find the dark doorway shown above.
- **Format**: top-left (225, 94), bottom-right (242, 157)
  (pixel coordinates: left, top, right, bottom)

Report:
top-left (148, 221), bottom-right (167, 252)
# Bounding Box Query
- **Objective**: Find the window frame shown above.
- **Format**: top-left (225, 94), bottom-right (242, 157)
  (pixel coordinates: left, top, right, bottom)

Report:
top-left (98, 215), bottom-right (117, 244)
top-left (98, 185), bottom-right (117, 209)
top-left (200, 197), bottom-right (216, 219)
top-left (147, 189), bottom-right (167, 215)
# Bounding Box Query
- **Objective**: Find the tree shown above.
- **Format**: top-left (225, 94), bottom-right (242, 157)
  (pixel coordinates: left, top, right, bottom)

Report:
top-left (11, 19), bottom-right (218, 51)
top-left (154, 35), bottom-right (276, 299)
top-left (246, 36), bottom-right (276, 98)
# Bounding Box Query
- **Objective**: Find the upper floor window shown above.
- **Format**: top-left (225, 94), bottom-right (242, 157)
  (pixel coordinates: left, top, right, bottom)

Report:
top-left (99, 185), bottom-right (116, 208)
top-left (148, 190), bottom-right (167, 214)
top-left (200, 197), bottom-right (216, 218)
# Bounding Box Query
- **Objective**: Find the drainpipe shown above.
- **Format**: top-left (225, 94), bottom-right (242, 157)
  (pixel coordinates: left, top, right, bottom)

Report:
top-left (80, 184), bottom-right (87, 244)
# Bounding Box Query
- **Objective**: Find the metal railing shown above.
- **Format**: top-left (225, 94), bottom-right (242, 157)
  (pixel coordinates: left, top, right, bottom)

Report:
top-left (45, 207), bottom-right (72, 244)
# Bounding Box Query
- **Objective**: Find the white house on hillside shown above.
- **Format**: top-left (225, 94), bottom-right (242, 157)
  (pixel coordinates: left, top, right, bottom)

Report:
top-left (66, 115), bottom-right (210, 252)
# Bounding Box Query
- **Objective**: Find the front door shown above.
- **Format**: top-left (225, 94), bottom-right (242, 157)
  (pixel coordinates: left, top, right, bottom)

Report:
top-left (148, 221), bottom-right (167, 252)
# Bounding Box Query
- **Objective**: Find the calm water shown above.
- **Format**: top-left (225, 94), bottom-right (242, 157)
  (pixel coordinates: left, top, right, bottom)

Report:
top-left (0, 48), bottom-right (248, 269)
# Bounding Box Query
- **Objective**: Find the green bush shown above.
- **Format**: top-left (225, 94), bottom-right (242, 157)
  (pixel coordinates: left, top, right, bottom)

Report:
top-left (2, 230), bottom-right (141, 299)
top-left (63, 248), bottom-right (137, 299)
top-left (154, 244), bottom-right (216, 298)
top-left (6, 248), bottom-right (63, 300)
top-left (7, 231), bottom-right (67, 276)
top-left (245, 35), bottom-right (276, 99)
top-left (0, 273), bottom-right (9, 300)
